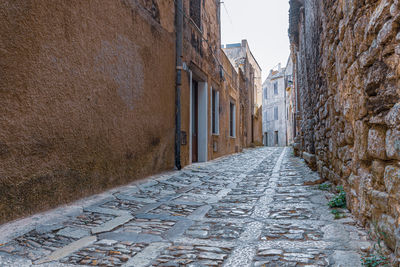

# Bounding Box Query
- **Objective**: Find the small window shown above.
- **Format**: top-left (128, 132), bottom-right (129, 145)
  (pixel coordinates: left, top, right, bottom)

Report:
top-left (274, 131), bottom-right (279, 145)
top-left (212, 89), bottom-right (219, 134)
top-left (230, 102), bottom-right (236, 137)
top-left (274, 107), bottom-right (278, 120)
top-left (264, 111), bottom-right (267, 121)
top-left (274, 82), bottom-right (278, 95)
top-left (264, 88), bottom-right (268, 99)
top-left (190, 0), bottom-right (201, 28)
top-left (265, 132), bottom-right (268, 146)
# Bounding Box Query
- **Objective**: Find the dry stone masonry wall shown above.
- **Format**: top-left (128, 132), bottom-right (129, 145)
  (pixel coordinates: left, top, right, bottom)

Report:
top-left (290, 0), bottom-right (400, 260)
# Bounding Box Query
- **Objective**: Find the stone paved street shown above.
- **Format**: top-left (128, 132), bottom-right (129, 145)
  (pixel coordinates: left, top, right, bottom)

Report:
top-left (0, 147), bottom-right (372, 266)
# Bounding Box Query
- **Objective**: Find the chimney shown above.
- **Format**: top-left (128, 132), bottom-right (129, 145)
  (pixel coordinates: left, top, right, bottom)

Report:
top-left (278, 63), bottom-right (282, 72)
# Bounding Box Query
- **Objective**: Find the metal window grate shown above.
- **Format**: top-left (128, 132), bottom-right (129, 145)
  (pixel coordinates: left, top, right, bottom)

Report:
top-left (190, 0), bottom-right (201, 28)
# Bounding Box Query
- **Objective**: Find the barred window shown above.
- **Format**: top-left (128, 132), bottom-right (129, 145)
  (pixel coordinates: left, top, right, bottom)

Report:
top-left (190, 0), bottom-right (201, 28)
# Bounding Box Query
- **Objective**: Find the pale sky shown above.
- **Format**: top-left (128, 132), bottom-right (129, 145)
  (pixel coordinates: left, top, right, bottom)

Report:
top-left (221, 0), bottom-right (290, 81)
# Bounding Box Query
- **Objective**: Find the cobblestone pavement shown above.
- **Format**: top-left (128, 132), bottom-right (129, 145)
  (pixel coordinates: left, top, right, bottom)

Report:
top-left (0, 147), bottom-right (372, 266)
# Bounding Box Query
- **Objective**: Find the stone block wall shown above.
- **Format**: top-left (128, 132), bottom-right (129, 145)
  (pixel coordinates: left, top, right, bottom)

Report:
top-left (290, 0), bottom-right (400, 259)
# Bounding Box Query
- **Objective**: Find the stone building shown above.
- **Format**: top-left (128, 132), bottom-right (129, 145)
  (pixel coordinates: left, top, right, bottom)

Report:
top-left (262, 64), bottom-right (288, 147)
top-left (289, 0), bottom-right (400, 262)
top-left (178, 0), bottom-right (223, 165)
top-left (209, 49), bottom-right (242, 158)
top-left (223, 40), bottom-right (264, 146)
top-left (285, 56), bottom-right (295, 145)
top-left (0, 0), bottom-right (262, 224)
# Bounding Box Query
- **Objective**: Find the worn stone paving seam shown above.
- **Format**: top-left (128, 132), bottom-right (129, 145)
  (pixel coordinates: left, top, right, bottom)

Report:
top-left (83, 206), bottom-right (129, 217)
top-left (91, 215), bottom-right (134, 234)
top-left (252, 148), bottom-right (286, 220)
top-left (223, 245), bottom-right (256, 267)
top-left (98, 232), bottom-right (163, 243)
top-left (123, 242), bottom-right (170, 267)
top-left (172, 237), bottom-right (235, 248)
top-left (163, 219), bottom-right (194, 241)
top-left (114, 193), bottom-right (156, 204)
top-left (256, 240), bottom-right (336, 251)
top-left (238, 221), bottom-right (264, 243)
top-left (136, 202), bottom-right (162, 214)
top-left (135, 213), bottom-right (186, 221)
top-left (224, 149), bottom-right (284, 266)
top-left (187, 205), bottom-right (212, 221)
top-left (35, 236), bottom-right (97, 264)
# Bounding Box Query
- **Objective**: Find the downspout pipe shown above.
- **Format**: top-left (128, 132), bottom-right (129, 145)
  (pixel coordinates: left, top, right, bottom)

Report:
top-left (175, 0), bottom-right (183, 170)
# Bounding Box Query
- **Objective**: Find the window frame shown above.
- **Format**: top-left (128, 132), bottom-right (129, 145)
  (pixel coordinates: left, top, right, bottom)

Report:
top-left (274, 82), bottom-right (278, 95)
top-left (211, 89), bottom-right (219, 135)
top-left (190, 0), bottom-right (202, 29)
top-left (229, 102), bottom-right (236, 138)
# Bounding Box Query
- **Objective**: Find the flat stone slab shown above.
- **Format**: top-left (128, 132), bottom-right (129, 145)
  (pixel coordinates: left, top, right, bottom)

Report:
top-left (329, 250), bottom-right (362, 267)
top-left (163, 219), bottom-right (193, 241)
top-left (123, 242), bottom-right (169, 267)
top-left (91, 215), bottom-right (134, 234)
top-left (114, 193), bottom-right (156, 204)
top-left (57, 227), bottom-right (90, 239)
top-left (35, 236), bottom-right (96, 264)
top-left (99, 232), bottom-right (163, 243)
top-left (84, 206), bottom-right (130, 217)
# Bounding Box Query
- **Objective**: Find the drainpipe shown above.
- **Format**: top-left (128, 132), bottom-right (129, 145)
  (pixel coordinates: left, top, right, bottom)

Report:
top-left (175, 0), bottom-right (183, 170)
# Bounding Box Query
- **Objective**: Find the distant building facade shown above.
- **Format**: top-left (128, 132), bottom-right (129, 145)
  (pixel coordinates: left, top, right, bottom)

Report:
top-left (285, 56), bottom-right (295, 145)
top-left (263, 64), bottom-right (287, 147)
top-left (223, 40), bottom-right (263, 146)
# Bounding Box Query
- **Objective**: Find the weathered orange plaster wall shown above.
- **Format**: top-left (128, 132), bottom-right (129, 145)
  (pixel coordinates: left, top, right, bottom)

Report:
top-left (0, 0), bottom-right (176, 223)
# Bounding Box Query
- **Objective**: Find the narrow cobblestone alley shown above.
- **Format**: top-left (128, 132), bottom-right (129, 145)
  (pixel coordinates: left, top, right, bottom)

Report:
top-left (0, 147), bottom-right (372, 266)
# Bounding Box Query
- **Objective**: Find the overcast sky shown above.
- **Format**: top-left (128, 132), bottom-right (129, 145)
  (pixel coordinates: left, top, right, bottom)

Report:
top-left (221, 0), bottom-right (290, 81)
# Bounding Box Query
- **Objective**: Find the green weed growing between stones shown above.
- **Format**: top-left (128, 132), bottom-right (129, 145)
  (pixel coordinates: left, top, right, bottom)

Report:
top-left (361, 253), bottom-right (389, 267)
top-left (361, 223), bottom-right (390, 267)
top-left (331, 209), bottom-right (343, 220)
top-left (328, 186), bottom-right (346, 208)
top-left (318, 183), bottom-right (331, 191)
top-left (327, 186), bottom-right (346, 219)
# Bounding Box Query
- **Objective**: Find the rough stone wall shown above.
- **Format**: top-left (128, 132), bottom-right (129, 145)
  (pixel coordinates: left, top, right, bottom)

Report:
top-left (297, 0), bottom-right (322, 155)
top-left (239, 68), bottom-right (253, 148)
top-left (253, 107), bottom-right (263, 146)
top-left (0, 0), bottom-right (176, 223)
top-left (290, 0), bottom-right (400, 260)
